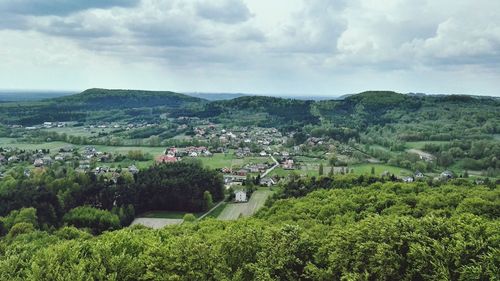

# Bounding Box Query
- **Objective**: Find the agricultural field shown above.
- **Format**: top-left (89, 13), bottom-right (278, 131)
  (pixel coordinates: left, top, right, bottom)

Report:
top-left (44, 126), bottom-right (117, 138)
top-left (405, 141), bottom-right (449, 149)
top-left (198, 152), bottom-right (272, 170)
top-left (0, 137), bottom-right (72, 150)
top-left (348, 163), bottom-right (413, 176)
top-left (218, 189), bottom-right (273, 220)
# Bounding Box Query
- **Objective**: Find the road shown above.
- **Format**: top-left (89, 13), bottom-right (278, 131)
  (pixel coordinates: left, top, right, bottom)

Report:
top-left (261, 155), bottom-right (279, 178)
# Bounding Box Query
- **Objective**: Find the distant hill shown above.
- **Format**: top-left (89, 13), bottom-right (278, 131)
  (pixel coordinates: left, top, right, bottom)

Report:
top-left (55, 88), bottom-right (206, 110)
top-left (0, 88), bottom-right (207, 125)
top-left (0, 89), bottom-right (498, 135)
top-left (183, 92), bottom-right (248, 101)
top-left (0, 90), bottom-right (76, 101)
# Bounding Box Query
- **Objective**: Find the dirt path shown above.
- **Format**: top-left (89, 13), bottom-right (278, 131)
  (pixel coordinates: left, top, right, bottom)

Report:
top-left (407, 149), bottom-right (436, 161)
top-left (218, 189), bottom-right (272, 220)
top-left (261, 155), bottom-right (279, 178)
top-left (130, 218), bottom-right (183, 229)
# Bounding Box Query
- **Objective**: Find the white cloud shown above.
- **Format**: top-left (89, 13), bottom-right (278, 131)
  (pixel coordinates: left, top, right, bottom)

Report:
top-left (0, 0), bottom-right (499, 95)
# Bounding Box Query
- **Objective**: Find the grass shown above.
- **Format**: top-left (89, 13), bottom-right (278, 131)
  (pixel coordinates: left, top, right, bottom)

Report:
top-left (198, 152), bottom-right (272, 170)
top-left (217, 188), bottom-right (273, 220)
top-left (349, 163), bottom-right (412, 176)
top-left (204, 202), bottom-right (228, 219)
top-left (405, 141), bottom-right (449, 149)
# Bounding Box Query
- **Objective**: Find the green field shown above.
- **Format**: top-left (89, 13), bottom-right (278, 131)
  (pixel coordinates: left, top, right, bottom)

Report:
top-left (349, 163), bottom-right (412, 176)
top-left (405, 141), bottom-right (449, 149)
top-left (218, 189), bottom-right (273, 220)
top-left (203, 202), bottom-right (228, 219)
top-left (0, 138), bottom-right (73, 150)
top-left (0, 138), bottom-right (165, 157)
top-left (198, 152), bottom-right (271, 170)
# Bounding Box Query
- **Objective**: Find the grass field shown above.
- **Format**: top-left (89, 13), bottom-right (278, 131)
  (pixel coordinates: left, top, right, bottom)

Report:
top-left (0, 137), bottom-right (165, 157)
top-left (405, 141), bottom-right (449, 149)
top-left (198, 152), bottom-right (272, 170)
top-left (349, 163), bottom-right (412, 176)
top-left (203, 202), bottom-right (228, 219)
top-left (0, 138), bottom-right (73, 150)
top-left (218, 189), bottom-right (273, 220)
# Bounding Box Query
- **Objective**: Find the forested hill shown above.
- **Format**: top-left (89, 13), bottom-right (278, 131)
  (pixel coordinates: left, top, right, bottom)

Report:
top-left (193, 91), bottom-right (499, 132)
top-left (0, 88), bottom-right (208, 125)
top-left (0, 89), bottom-right (498, 132)
top-left (54, 88), bottom-right (206, 110)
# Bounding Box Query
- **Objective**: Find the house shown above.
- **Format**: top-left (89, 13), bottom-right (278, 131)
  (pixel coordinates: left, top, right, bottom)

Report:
top-left (42, 156), bottom-right (53, 166)
top-left (440, 170), bottom-right (454, 179)
top-left (236, 169), bottom-right (248, 176)
top-left (128, 165), bottom-right (139, 174)
top-left (260, 177), bottom-right (276, 187)
top-left (23, 169), bottom-right (31, 177)
top-left (474, 178), bottom-right (485, 185)
top-left (259, 151), bottom-right (267, 157)
top-left (0, 155), bottom-right (6, 164)
top-left (235, 190), bottom-right (247, 202)
top-left (157, 155), bottom-right (178, 164)
top-left (282, 159), bottom-right (294, 170)
top-left (33, 159), bottom-right (44, 167)
top-left (415, 170), bottom-right (425, 179)
top-left (8, 156), bottom-right (19, 163)
top-left (402, 176), bottom-right (414, 183)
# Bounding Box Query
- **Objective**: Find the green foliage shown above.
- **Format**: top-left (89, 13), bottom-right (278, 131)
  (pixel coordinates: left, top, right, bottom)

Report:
top-left (0, 207), bottom-right (37, 234)
top-left (63, 206), bottom-right (120, 234)
top-left (203, 191), bottom-right (214, 211)
top-left (183, 213), bottom-right (196, 222)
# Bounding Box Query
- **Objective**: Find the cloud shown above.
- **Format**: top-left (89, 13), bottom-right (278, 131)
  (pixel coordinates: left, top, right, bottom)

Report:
top-left (195, 0), bottom-right (251, 24)
top-left (0, 0), bottom-right (139, 16)
top-left (0, 0), bottom-right (500, 95)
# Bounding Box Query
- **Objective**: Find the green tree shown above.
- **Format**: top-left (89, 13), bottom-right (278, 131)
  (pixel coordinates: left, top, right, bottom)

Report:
top-left (183, 213), bottom-right (196, 222)
top-left (319, 163), bottom-right (324, 176)
top-left (203, 191), bottom-right (214, 211)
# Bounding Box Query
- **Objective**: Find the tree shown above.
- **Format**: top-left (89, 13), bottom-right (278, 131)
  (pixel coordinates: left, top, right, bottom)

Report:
top-left (464, 170), bottom-right (469, 178)
top-left (63, 206), bottom-right (120, 234)
top-left (319, 163), bottom-right (324, 176)
top-left (328, 166), bottom-right (334, 177)
top-left (203, 191), bottom-right (214, 211)
top-left (371, 166), bottom-right (375, 175)
top-left (183, 213), bottom-right (196, 222)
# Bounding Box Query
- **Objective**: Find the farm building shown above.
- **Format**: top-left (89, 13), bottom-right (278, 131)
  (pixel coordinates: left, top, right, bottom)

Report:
top-left (235, 190), bottom-right (247, 202)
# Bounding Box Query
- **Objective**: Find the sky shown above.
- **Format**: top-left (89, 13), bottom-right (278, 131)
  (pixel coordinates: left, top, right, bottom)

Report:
top-left (0, 0), bottom-right (499, 97)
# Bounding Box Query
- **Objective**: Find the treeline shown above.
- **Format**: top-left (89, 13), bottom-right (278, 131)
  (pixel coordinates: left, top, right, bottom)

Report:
top-left (0, 162), bottom-right (223, 233)
top-left (0, 180), bottom-right (497, 280)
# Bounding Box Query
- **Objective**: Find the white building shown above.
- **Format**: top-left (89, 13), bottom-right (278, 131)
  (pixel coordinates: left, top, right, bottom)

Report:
top-left (235, 190), bottom-right (247, 202)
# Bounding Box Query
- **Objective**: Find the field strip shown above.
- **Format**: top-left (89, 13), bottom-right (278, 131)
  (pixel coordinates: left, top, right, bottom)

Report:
top-left (217, 189), bottom-right (272, 220)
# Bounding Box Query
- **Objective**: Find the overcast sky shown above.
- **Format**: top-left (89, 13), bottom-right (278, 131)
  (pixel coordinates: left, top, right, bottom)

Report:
top-left (0, 0), bottom-right (499, 96)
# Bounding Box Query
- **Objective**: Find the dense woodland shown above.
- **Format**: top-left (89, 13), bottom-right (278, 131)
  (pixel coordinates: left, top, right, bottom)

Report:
top-left (0, 162), bottom-right (223, 234)
top-left (0, 175), bottom-right (497, 280)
